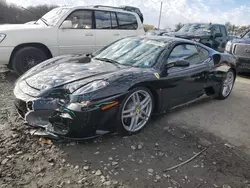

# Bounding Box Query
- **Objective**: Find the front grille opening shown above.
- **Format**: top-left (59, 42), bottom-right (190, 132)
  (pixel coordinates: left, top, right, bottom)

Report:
top-left (27, 101), bottom-right (33, 111)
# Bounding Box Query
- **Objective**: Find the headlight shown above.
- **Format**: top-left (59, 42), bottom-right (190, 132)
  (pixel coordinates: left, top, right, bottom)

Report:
top-left (66, 80), bottom-right (109, 95)
top-left (0, 34), bottom-right (6, 43)
top-left (225, 41), bottom-right (232, 52)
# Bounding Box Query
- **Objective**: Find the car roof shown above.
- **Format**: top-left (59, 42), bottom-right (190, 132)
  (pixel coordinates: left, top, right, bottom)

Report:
top-left (60, 5), bottom-right (139, 15)
top-left (184, 23), bottom-right (225, 26)
top-left (130, 35), bottom-right (197, 44)
top-left (129, 35), bottom-right (215, 52)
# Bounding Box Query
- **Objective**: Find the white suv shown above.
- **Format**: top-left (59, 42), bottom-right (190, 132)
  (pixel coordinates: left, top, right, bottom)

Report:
top-left (0, 5), bottom-right (145, 75)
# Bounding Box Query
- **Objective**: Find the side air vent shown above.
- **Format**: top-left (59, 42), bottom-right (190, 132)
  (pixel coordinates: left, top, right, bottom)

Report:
top-left (212, 54), bottom-right (221, 65)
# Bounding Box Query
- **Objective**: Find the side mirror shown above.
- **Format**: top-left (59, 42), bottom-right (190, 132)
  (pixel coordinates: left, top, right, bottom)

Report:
top-left (214, 33), bottom-right (222, 38)
top-left (240, 34), bottom-right (243, 38)
top-left (60, 20), bottom-right (72, 29)
top-left (165, 60), bottom-right (190, 69)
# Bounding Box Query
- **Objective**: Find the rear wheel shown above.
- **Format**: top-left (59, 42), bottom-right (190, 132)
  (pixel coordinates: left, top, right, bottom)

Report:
top-left (217, 69), bottom-right (235, 99)
top-left (12, 47), bottom-right (48, 75)
top-left (117, 87), bottom-right (154, 135)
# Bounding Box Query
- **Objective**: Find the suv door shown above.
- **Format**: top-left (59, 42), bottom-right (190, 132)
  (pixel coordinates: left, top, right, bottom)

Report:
top-left (161, 44), bottom-right (210, 109)
top-left (116, 12), bottom-right (139, 38)
top-left (58, 9), bottom-right (95, 55)
top-left (94, 10), bottom-right (120, 51)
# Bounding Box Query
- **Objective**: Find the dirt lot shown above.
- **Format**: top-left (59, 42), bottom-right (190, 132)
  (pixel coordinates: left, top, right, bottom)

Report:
top-left (0, 70), bottom-right (250, 188)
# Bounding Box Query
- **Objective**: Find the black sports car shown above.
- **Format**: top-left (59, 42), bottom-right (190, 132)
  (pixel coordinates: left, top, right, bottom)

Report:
top-left (14, 36), bottom-right (237, 140)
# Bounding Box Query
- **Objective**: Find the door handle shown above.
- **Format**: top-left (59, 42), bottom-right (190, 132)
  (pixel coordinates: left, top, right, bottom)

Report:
top-left (85, 33), bottom-right (93, 36)
top-left (113, 33), bottom-right (120, 36)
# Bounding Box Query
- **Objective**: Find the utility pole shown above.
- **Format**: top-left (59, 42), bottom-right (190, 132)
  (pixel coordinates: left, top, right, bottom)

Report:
top-left (157, 1), bottom-right (163, 30)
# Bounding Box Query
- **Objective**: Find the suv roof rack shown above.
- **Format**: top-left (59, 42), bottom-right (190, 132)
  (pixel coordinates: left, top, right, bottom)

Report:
top-left (93, 5), bottom-right (144, 23)
top-left (93, 5), bottom-right (123, 9)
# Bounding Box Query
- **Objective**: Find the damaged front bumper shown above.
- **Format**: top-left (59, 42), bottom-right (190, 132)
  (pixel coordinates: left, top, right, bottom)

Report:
top-left (14, 87), bottom-right (122, 140)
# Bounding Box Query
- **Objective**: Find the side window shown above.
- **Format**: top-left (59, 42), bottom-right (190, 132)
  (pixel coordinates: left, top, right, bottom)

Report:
top-left (111, 12), bottom-right (118, 29)
top-left (117, 12), bottom-right (138, 30)
top-left (213, 25), bottom-right (221, 35)
top-left (95, 11), bottom-right (112, 29)
top-left (168, 44), bottom-right (200, 65)
top-left (220, 26), bottom-right (227, 37)
top-left (196, 46), bottom-right (209, 62)
top-left (65, 10), bottom-right (93, 29)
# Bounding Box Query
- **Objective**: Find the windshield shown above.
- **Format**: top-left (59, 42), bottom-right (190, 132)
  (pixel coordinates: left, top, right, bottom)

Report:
top-left (93, 38), bottom-right (166, 67)
top-left (36, 7), bottom-right (70, 26)
top-left (178, 24), bottom-right (211, 34)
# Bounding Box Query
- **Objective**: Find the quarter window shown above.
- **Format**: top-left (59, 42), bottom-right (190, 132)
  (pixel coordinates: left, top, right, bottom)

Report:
top-left (65, 10), bottom-right (93, 29)
top-left (95, 11), bottom-right (112, 29)
top-left (117, 12), bottom-right (138, 30)
top-left (196, 46), bottom-right (209, 62)
top-left (168, 44), bottom-right (200, 65)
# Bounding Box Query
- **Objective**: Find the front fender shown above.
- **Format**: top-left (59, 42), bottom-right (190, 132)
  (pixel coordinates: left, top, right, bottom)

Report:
top-left (92, 69), bottom-right (160, 100)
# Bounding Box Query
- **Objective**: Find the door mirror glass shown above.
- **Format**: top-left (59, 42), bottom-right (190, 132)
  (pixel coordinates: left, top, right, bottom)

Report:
top-left (61, 20), bottom-right (73, 29)
top-left (165, 60), bottom-right (190, 69)
top-left (214, 33), bottom-right (222, 38)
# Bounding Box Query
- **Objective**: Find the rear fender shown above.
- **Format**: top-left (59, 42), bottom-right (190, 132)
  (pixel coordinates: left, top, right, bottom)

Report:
top-left (208, 53), bottom-right (236, 93)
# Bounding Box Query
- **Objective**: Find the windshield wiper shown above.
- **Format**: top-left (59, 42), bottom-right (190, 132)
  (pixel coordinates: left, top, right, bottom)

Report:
top-left (21, 6), bottom-right (49, 26)
top-left (94, 58), bottom-right (120, 65)
top-left (95, 57), bottom-right (135, 67)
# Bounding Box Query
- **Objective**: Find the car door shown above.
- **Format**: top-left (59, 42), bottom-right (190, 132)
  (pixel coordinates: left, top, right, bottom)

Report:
top-left (57, 9), bottom-right (96, 55)
top-left (94, 10), bottom-right (121, 51)
top-left (116, 12), bottom-right (139, 38)
top-left (160, 43), bottom-right (210, 109)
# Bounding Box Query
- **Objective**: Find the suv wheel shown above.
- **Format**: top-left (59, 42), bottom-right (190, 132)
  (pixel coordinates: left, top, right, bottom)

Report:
top-left (12, 47), bottom-right (48, 75)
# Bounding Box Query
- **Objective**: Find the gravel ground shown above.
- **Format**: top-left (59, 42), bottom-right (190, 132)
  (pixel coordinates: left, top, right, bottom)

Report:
top-left (0, 70), bottom-right (250, 188)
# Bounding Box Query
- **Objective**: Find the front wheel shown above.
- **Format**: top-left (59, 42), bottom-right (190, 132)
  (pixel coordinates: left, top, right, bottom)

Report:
top-left (216, 69), bottom-right (235, 100)
top-left (12, 47), bottom-right (48, 76)
top-left (117, 87), bottom-right (154, 135)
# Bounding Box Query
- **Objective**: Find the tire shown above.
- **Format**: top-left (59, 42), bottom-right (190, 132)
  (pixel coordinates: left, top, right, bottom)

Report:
top-left (117, 87), bottom-right (154, 135)
top-left (12, 47), bottom-right (48, 76)
top-left (216, 69), bottom-right (235, 100)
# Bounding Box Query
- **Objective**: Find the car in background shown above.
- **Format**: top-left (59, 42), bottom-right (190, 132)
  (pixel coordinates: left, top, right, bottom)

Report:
top-left (146, 29), bottom-right (171, 36)
top-left (0, 5), bottom-right (145, 75)
top-left (164, 23), bottom-right (230, 52)
top-left (13, 36), bottom-right (236, 140)
top-left (225, 30), bottom-right (250, 72)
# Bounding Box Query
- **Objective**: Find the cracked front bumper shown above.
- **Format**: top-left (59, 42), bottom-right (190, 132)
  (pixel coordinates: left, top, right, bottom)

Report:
top-left (14, 87), bottom-right (122, 140)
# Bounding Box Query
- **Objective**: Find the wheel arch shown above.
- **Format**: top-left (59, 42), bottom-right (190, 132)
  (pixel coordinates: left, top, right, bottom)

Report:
top-left (128, 83), bottom-right (160, 113)
top-left (8, 43), bottom-right (53, 69)
top-left (231, 67), bottom-right (237, 80)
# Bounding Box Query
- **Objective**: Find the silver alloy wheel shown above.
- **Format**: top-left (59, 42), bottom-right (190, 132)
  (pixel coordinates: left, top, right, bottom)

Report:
top-left (222, 71), bottom-right (234, 97)
top-left (121, 90), bottom-right (153, 132)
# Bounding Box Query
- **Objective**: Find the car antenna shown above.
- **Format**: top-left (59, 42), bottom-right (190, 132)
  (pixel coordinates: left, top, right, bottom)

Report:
top-left (21, 6), bottom-right (49, 26)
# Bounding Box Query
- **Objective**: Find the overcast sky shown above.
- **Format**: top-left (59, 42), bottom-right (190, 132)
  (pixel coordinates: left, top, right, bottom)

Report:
top-left (6, 0), bottom-right (250, 28)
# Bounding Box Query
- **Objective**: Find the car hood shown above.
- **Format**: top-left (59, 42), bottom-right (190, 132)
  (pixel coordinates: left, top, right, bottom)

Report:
top-left (231, 38), bottom-right (250, 44)
top-left (23, 55), bottom-right (130, 91)
top-left (167, 32), bottom-right (209, 38)
top-left (0, 24), bottom-right (49, 31)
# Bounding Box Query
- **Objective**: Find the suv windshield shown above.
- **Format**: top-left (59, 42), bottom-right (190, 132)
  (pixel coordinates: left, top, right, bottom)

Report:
top-left (93, 38), bottom-right (166, 67)
top-left (36, 7), bottom-right (70, 26)
top-left (178, 23), bottom-right (212, 34)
